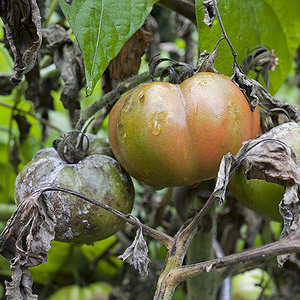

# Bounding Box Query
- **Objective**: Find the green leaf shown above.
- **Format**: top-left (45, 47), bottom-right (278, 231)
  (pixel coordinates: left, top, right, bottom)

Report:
top-left (58, 0), bottom-right (158, 95)
top-left (196, 0), bottom-right (300, 94)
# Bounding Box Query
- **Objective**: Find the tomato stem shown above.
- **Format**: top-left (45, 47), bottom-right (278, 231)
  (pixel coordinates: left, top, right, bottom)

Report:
top-left (212, 0), bottom-right (237, 65)
top-left (40, 185), bottom-right (174, 249)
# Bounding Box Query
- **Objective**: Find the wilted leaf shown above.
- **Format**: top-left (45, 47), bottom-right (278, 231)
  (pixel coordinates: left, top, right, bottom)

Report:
top-left (0, 0), bottom-right (42, 85)
top-left (0, 188), bottom-right (56, 299)
top-left (196, 49), bottom-right (219, 73)
top-left (118, 224), bottom-right (150, 277)
top-left (232, 63), bottom-right (300, 122)
top-left (202, 0), bottom-right (216, 28)
top-left (0, 73), bottom-right (15, 95)
top-left (8, 137), bottom-right (21, 174)
top-left (212, 123), bottom-right (300, 245)
top-left (109, 24), bottom-right (154, 81)
top-left (58, 0), bottom-right (158, 95)
top-left (212, 153), bottom-right (232, 205)
top-left (13, 114), bottom-right (32, 145)
top-left (241, 46), bottom-right (279, 90)
top-left (42, 24), bottom-right (85, 111)
top-left (102, 21), bottom-right (154, 93)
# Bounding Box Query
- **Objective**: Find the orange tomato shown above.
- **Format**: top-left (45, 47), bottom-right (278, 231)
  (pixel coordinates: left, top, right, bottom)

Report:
top-left (108, 72), bottom-right (260, 189)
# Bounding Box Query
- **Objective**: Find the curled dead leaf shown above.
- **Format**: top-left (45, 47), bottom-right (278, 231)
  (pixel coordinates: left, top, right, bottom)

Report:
top-left (0, 0), bottom-right (42, 85)
top-left (212, 123), bottom-right (300, 266)
top-left (0, 188), bottom-right (56, 299)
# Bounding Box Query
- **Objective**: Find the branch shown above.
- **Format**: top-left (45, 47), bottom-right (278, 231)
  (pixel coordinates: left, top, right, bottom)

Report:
top-left (0, 101), bottom-right (61, 132)
top-left (176, 192), bottom-right (216, 249)
top-left (40, 185), bottom-right (174, 249)
top-left (169, 228), bottom-right (300, 287)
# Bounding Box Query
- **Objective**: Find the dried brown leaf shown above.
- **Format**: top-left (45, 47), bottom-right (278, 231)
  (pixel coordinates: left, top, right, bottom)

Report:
top-left (109, 25), bottom-right (154, 81)
top-left (232, 63), bottom-right (300, 121)
top-left (102, 22), bottom-right (154, 93)
top-left (42, 24), bottom-right (85, 111)
top-left (202, 0), bottom-right (216, 28)
top-left (0, 188), bottom-right (56, 299)
top-left (0, 0), bottom-right (42, 85)
top-left (118, 220), bottom-right (150, 277)
top-left (212, 123), bottom-right (300, 259)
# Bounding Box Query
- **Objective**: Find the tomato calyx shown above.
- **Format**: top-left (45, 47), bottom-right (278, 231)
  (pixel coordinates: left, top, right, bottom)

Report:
top-left (53, 119), bottom-right (94, 164)
top-left (53, 130), bottom-right (89, 164)
top-left (149, 56), bottom-right (195, 84)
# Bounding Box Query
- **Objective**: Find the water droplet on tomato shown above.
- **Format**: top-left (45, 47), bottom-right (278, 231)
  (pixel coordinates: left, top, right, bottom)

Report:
top-left (150, 111), bottom-right (167, 135)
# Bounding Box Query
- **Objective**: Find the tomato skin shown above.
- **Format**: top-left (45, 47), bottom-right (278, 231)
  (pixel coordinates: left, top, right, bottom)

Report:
top-left (229, 122), bottom-right (300, 222)
top-left (229, 166), bottom-right (284, 222)
top-left (14, 135), bottom-right (134, 245)
top-left (108, 72), bottom-right (260, 189)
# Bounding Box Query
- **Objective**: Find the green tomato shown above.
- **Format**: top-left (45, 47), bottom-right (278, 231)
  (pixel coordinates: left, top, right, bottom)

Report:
top-left (232, 268), bottom-right (274, 300)
top-left (229, 122), bottom-right (300, 222)
top-left (47, 282), bottom-right (113, 300)
top-left (14, 134), bottom-right (134, 245)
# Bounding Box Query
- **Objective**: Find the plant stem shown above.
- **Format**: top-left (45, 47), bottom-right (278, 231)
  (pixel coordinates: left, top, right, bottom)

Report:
top-left (43, 0), bottom-right (58, 28)
top-left (167, 228), bottom-right (300, 287)
top-left (212, 0), bottom-right (237, 64)
top-left (186, 190), bottom-right (218, 300)
top-left (0, 102), bottom-right (61, 132)
top-left (75, 71), bottom-right (153, 131)
top-left (40, 185), bottom-right (174, 249)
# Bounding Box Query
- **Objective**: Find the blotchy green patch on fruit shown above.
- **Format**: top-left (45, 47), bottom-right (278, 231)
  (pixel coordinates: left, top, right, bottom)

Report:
top-left (14, 135), bottom-right (134, 245)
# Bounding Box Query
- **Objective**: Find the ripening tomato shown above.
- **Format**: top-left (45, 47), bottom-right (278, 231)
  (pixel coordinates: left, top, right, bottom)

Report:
top-left (108, 72), bottom-right (260, 189)
top-left (229, 122), bottom-right (300, 222)
top-left (14, 134), bottom-right (134, 245)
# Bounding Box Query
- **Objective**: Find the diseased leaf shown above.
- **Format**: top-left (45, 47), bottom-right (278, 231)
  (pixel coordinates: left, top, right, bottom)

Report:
top-left (102, 21), bottom-right (154, 93)
top-left (57, 0), bottom-right (158, 95)
top-left (0, 188), bottom-right (56, 299)
top-left (202, 0), bottom-right (216, 28)
top-left (241, 46), bottom-right (279, 90)
top-left (0, 0), bottom-right (42, 85)
top-left (212, 153), bottom-right (232, 205)
top-left (13, 115), bottom-right (32, 145)
top-left (118, 223), bottom-right (150, 277)
top-left (9, 137), bottom-right (21, 174)
top-left (195, 0), bottom-right (300, 94)
top-left (232, 63), bottom-right (300, 123)
top-left (0, 73), bottom-right (15, 95)
top-left (212, 123), bottom-right (300, 255)
top-left (42, 24), bottom-right (85, 111)
top-left (109, 24), bottom-right (154, 81)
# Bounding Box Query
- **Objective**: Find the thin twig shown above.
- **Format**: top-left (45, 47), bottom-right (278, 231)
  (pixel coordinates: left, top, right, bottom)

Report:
top-left (0, 102), bottom-right (62, 132)
top-left (212, 0), bottom-right (237, 64)
top-left (40, 185), bottom-right (174, 249)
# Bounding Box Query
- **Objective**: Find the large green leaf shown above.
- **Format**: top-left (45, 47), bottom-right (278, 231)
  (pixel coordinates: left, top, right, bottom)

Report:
top-left (58, 0), bottom-right (158, 95)
top-left (196, 0), bottom-right (300, 94)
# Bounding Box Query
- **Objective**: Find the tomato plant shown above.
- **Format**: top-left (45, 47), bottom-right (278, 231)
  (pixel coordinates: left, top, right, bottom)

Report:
top-left (14, 134), bottom-right (135, 245)
top-left (229, 122), bottom-right (300, 222)
top-left (108, 71), bottom-right (260, 189)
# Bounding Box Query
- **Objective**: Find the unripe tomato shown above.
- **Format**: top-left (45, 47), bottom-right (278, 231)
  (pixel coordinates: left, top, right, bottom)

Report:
top-left (232, 268), bottom-right (274, 300)
top-left (108, 72), bottom-right (260, 189)
top-left (14, 134), bottom-right (134, 245)
top-left (229, 122), bottom-right (300, 222)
